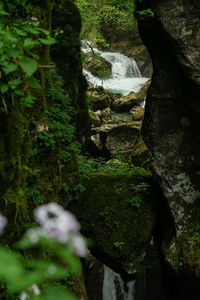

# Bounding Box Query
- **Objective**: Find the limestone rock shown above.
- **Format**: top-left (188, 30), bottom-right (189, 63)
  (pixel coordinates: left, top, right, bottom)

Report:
top-left (112, 80), bottom-right (151, 112)
top-left (112, 92), bottom-right (143, 112)
top-left (130, 106), bottom-right (144, 121)
top-left (137, 0), bottom-right (200, 295)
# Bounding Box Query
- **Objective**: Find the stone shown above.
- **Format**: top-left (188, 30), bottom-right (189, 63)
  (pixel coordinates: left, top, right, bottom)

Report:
top-left (89, 110), bottom-right (101, 127)
top-left (112, 79), bottom-right (151, 112)
top-left (132, 140), bottom-right (151, 167)
top-left (88, 86), bottom-right (111, 110)
top-left (130, 106), bottom-right (144, 121)
top-left (90, 134), bottom-right (102, 151)
top-left (137, 0), bottom-right (200, 295)
top-left (104, 122), bottom-right (141, 156)
top-left (101, 107), bottom-right (112, 124)
top-left (112, 92), bottom-right (143, 112)
top-left (70, 173), bottom-right (155, 275)
top-left (83, 253), bottom-right (104, 300)
top-left (83, 52), bottom-right (111, 78)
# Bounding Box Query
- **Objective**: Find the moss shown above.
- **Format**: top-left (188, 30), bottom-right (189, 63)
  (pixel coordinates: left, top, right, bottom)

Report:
top-left (69, 172), bottom-right (155, 273)
top-left (170, 226), bottom-right (200, 279)
top-left (83, 53), bottom-right (111, 78)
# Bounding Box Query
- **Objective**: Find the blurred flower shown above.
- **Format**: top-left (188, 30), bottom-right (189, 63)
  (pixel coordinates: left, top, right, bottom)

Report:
top-left (32, 203), bottom-right (87, 257)
top-left (0, 213), bottom-right (7, 235)
top-left (20, 284), bottom-right (40, 300)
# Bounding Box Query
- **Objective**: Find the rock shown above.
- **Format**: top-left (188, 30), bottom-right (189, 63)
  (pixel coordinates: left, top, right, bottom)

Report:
top-left (89, 110), bottom-right (101, 127)
top-left (104, 122), bottom-right (141, 156)
top-left (130, 107), bottom-right (144, 121)
top-left (101, 107), bottom-right (112, 124)
top-left (70, 173), bottom-right (155, 275)
top-left (83, 52), bottom-right (111, 78)
top-left (90, 134), bottom-right (103, 151)
top-left (137, 0), bottom-right (200, 296)
top-left (83, 253), bottom-right (104, 300)
top-left (112, 80), bottom-right (151, 112)
top-left (132, 140), bottom-right (151, 167)
top-left (88, 87), bottom-right (111, 111)
top-left (112, 92), bottom-right (143, 112)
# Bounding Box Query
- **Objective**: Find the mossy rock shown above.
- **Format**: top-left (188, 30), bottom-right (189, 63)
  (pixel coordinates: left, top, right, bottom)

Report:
top-left (69, 173), bottom-right (155, 274)
top-left (83, 53), bottom-right (111, 78)
top-left (167, 220), bottom-right (200, 281)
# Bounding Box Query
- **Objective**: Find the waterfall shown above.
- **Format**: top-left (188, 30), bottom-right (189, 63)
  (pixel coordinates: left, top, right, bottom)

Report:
top-left (82, 40), bottom-right (148, 96)
top-left (102, 266), bottom-right (135, 300)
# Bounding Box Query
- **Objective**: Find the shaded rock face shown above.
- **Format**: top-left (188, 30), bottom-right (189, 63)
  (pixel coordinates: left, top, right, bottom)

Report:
top-left (137, 0), bottom-right (200, 296)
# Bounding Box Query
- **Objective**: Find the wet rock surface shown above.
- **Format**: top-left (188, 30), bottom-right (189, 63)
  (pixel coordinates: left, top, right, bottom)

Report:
top-left (137, 0), bottom-right (200, 297)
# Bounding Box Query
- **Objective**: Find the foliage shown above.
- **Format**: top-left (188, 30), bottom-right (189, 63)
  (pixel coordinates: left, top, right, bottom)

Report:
top-left (76, 0), bottom-right (136, 40)
top-left (78, 155), bottom-right (151, 178)
top-left (137, 8), bottom-right (154, 19)
top-left (99, 4), bottom-right (136, 32)
top-left (113, 241), bottom-right (124, 250)
top-left (0, 204), bottom-right (86, 300)
top-left (0, 3), bottom-right (56, 111)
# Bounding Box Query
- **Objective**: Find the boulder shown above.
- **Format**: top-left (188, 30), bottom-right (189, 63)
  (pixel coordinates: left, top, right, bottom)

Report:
top-left (104, 122), bottom-right (141, 156)
top-left (132, 140), bottom-right (151, 167)
top-left (101, 107), bottom-right (112, 124)
top-left (112, 92), bottom-right (143, 112)
top-left (88, 87), bottom-right (111, 111)
top-left (89, 110), bottom-right (101, 127)
top-left (83, 52), bottom-right (111, 78)
top-left (112, 80), bottom-right (151, 112)
top-left (70, 173), bottom-right (155, 275)
top-left (130, 106), bottom-right (144, 121)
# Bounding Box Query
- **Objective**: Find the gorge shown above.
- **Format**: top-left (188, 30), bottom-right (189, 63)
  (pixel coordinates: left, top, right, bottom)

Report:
top-left (0, 0), bottom-right (200, 300)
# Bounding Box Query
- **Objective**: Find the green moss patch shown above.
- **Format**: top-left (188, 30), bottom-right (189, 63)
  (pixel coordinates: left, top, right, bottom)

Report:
top-left (70, 172), bottom-right (155, 274)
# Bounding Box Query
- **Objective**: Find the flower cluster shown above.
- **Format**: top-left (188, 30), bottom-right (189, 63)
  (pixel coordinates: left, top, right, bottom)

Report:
top-left (30, 203), bottom-right (87, 257)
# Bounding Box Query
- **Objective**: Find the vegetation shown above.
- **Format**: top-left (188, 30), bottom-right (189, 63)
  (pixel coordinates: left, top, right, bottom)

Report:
top-left (76, 0), bottom-right (136, 43)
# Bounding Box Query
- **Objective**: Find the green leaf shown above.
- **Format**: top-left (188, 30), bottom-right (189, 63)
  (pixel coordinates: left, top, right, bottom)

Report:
top-left (14, 89), bottom-right (25, 96)
top-left (39, 37), bottom-right (56, 45)
top-left (2, 63), bottom-right (18, 74)
top-left (8, 79), bottom-right (23, 86)
top-left (26, 76), bottom-right (41, 89)
top-left (24, 38), bottom-right (38, 49)
top-left (21, 94), bottom-right (36, 107)
top-left (19, 57), bottom-right (38, 77)
top-left (8, 47), bottom-right (20, 59)
top-left (0, 83), bottom-right (8, 93)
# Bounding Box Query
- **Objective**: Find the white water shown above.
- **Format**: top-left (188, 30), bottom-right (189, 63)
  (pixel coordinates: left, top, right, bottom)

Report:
top-left (82, 40), bottom-right (148, 96)
top-left (102, 266), bottom-right (136, 300)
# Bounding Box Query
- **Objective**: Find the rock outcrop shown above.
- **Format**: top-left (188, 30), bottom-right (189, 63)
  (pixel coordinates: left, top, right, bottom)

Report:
top-left (137, 0), bottom-right (200, 298)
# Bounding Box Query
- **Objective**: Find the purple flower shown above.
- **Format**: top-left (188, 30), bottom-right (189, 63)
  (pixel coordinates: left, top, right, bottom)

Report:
top-left (0, 213), bottom-right (7, 235)
top-left (33, 203), bottom-right (87, 257)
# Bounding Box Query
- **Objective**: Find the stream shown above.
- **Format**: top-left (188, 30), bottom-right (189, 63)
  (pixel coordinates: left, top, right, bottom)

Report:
top-left (102, 266), bottom-right (136, 300)
top-left (82, 41), bottom-right (148, 96)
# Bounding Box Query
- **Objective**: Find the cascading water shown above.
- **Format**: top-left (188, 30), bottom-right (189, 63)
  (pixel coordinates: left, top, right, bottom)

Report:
top-left (102, 266), bottom-right (136, 300)
top-left (82, 40), bottom-right (148, 96)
